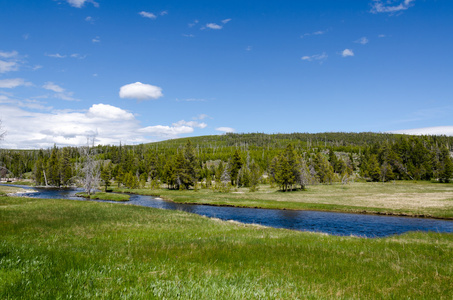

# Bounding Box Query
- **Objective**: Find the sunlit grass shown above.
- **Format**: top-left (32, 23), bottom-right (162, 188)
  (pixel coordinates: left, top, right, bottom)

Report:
top-left (1, 195), bottom-right (452, 298)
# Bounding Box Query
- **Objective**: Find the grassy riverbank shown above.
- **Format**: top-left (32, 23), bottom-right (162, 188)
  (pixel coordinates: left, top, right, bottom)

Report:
top-left (76, 192), bottom-right (130, 202)
top-left (1, 194), bottom-right (452, 298)
top-left (0, 184), bottom-right (29, 196)
top-left (113, 181), bottom-right (453, 219)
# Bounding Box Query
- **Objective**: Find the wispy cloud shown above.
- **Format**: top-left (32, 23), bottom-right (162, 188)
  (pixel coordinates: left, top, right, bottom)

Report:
top-left (182, 34), bottom-right (195, 38)
top-left (203, 18), bottom-right (232, 30)
top-left (139, 11), bottom-right (157, 19)
top-left (172, 120), bottom-right (207, 129)
top-left (194, 114), bottom-right (211, 120)
top-left (176, 98), bottom-right (207, 102)
top-left (188, 20), bottom-right (199, 28)
top-left (46, 53), bottom-right (67, 58)
top-left (342, 49), bottom-right (354, 57)
top-left (301, 52), bottom-right (328, 62)
top-left (43, 82), bottom-right (78, 101)
top-left (388, 126), bottom-right (453, 136)
top-left (300, 29), bottom-right (328, 39)
top-left (216, 127), bottom-right (235, 133)
top-left (245, 46), bottom-right (253, 51)
top-left (65, 0), bottom-right (99, 9)
top-left (0, 51), bottom-right (20, 73)
top-left (92, 36), bottom-right (101, 43)
top-left (206, 23), bottom-right (223, 30)
top-left (85, 16), bottom-right (94, 23)
top-left (0, 78), bottom-right (32, 89)
top-left (355, 37), bottom-right (369, 45)
top-left (370, 0), bottom-right (415, 14)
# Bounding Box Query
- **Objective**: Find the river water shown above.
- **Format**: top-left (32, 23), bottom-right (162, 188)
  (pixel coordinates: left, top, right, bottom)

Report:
top-left (7, 185), bottom-right (453, 238)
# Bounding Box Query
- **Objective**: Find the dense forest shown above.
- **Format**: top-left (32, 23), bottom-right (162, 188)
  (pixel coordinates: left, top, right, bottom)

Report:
top-left (0, 132), bottom-right (452, 192)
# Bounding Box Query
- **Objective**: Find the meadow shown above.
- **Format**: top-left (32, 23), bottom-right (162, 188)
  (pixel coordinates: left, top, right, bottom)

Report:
top-left (1, 183), bottom-right (453, 299)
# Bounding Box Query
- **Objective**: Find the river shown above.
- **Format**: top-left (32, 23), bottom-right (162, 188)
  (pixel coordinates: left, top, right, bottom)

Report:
top-left (7, 185), bottom-right (453, 238)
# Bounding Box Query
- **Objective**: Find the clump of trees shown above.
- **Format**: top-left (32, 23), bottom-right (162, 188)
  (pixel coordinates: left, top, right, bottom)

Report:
top-left (359, 138), bottom-right (453, 183)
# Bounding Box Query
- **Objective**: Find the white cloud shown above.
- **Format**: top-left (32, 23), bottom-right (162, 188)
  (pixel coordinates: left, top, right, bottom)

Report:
top-left (92, 36), bottom-right (100, 43)
top-left (119, 82), bottom-right (163, 100)
top-left (245, 46), bottom-right (252, 51)
top-left (301, 52), bottom-right (328, 62)
top-left (87, 103), bottom-right (135, 120)
top-left (342, 49), bottom-right (354, 57)
top-left (355, 37), bottom-right (369, 45)
top-left (222, 18), bottom-right (232, 24)
top-left (0, 99), bottom-right (206, 148)
top-left (46, 53), bottom-right (67, 58)
top-left (388, 126), bottom-right (453, 136)
top-left (85, 16), bottom-right (94, 23)
top-left (65, 0), bottom-right (99, 8)
top-left (139, 11), bottom-right (157, 19)
top-left (371, 0), bottom-right (415, 14)
top-left (172, 120), bottom-right (207, 129)
top-left (206, 23), bottom-right (223, 30)
top-left (43, 82), bottom-right (65, 93)
top-left (160, 11), bottom-right (168, 16)
top-left (139, 125), bottom-right (194, 138)
top-left (216, 127), bottom-right (235, 133)
top-left (182, 34), bottom-right (195, 38)
top-left (378, 34), bottom-right (386, 38)
top-left (0, 78), bottom-right (32, 89)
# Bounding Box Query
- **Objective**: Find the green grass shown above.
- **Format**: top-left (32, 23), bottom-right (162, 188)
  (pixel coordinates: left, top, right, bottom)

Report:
top-left (1, 195), bottom-right (452, 299)
top-left (76, 192), bottom-right (130, 202)
top-left (113, 181), bottom-right (453, 219)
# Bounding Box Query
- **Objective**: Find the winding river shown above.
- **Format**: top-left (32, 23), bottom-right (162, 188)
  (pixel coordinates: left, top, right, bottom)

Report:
top-left (7, 185), bottom-right (453, 238)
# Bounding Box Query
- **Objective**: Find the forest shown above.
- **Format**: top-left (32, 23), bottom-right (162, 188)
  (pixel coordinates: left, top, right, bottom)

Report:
top-left (0, 132), bottom-right (452, 193)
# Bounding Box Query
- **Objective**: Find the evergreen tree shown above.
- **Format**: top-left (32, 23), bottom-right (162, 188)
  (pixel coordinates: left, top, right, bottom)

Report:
top-left (100, 162), bottom-right (112, 191)
top-left (229, 150), bottom-right (243, 186)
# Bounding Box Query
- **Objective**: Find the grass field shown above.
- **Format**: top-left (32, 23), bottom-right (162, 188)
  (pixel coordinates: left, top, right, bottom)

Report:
top-left (113, 181), bottom-right (453, 219)
top-left (1, 194), bottom-right (453, 299)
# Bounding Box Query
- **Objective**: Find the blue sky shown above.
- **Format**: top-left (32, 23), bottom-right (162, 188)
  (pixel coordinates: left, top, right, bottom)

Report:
top-left (1, 0), bottom-right (452, 149)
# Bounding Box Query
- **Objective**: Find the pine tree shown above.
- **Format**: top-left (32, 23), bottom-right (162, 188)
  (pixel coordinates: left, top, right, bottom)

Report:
top-left (229, 150), bottom-right (243, 186)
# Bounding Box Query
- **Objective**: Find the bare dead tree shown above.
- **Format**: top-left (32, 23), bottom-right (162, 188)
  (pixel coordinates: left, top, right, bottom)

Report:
top-left (79, 137), bottom-right (100, 196)
top-left (0, 119), bottom-right (6, 142)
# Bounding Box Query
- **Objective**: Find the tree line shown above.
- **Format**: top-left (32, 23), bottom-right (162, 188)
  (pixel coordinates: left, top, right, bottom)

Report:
top-left (0, 133), bottom-right (452, 192)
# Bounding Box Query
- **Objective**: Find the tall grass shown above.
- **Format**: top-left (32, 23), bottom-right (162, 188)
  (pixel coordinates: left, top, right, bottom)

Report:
top-left (1, 195), bottom-right (452, 299)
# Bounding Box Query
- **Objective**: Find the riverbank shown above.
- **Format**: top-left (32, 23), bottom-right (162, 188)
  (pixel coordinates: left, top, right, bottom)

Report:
top-left (76, 192), bottom-right (130, 202)
top-left (1, 195), bottom-right (452, 298)
top-left (112, 181), bottom-right (453, 220)
top-left (0, 184), bottom-right (32, 196)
